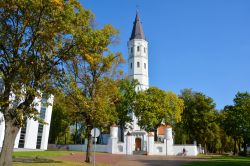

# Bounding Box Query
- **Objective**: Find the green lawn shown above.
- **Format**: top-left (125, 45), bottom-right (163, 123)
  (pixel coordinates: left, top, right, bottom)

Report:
top-left (211, 156), bottom-right (250, 161)
top-left (183, 156), bottom-right (250, 166)
top-left (12, 151), bottom-right (109, 166)
top-left (184, 161), bottom-right (250, 166)
top-left (14, 162), bottom-right (108, 166)
top-left (14, 161), bottom-right (88, 166)
top-left (13, 150), bottom-right (83, 157)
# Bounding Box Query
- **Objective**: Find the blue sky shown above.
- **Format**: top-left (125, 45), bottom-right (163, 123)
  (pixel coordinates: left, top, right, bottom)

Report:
top-left (81, 0), bottom-right (250, 110)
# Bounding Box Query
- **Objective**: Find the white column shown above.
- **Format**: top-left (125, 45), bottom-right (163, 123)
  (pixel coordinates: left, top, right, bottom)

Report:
top-left (147, 132), bottom-right (154, 155)
top-left (109, 137), bottom-right (118, 154)
top-left (126, 132), bottom-right (133, 155)
top-left (110, 125), bottom-right (118, 138)
top-left (165, 126), bottom-right (174, 155)
top-left (108, 125), bottom-right (118, 154)
top-left (0, 113), bottom-right (5, 147)
top-left (24, 118), bottom-right (39, 149)
top-left (40, 96), bottom-right (54, 149)
top-left (24, 97), bottom-right (41, 149)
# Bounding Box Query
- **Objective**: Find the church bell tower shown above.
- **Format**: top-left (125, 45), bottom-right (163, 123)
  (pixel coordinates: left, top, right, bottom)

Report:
top-left (128, 12), bottom-right (149, 91)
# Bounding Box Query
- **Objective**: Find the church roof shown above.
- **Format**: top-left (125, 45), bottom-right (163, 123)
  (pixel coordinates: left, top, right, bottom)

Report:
top-left (130, 12), bottom-right (145, 40)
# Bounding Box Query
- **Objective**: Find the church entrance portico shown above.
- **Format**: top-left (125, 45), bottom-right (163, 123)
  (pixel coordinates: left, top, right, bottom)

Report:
top-left (130, 131), bottom-right (147, 155)
top-left (135, 138), bottom-right (141, 151)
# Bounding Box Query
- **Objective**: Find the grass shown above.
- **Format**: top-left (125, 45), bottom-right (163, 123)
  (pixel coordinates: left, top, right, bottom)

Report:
top-left (13, 150), bottom-right (84, 158)
top-left (184, 161), bottom-right (250, 166)
top-left (211, 156), bottom-right (250, 161)
top-left (183, 155), bottom-right (250, 166)
top-left (12, 150), bottom-right (109, 166)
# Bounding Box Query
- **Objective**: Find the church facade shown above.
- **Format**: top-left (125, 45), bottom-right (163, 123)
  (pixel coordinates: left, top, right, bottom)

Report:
top-left (107, 13), bottom-right (199, 156)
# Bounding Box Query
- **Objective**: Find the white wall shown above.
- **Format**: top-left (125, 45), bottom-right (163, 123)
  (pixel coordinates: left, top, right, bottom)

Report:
top-left (48, 139), bottom-right (199, 157)
top-left (49, 144), bottom-right (110, 153)
top-left (60, 133), bottom-right (128, 155)
top-left (0, 114), bottom-right (5, 147)
top-left (108, 136), bottom-right (127, 154)
top-left (173, 145), bottom-right (198, 156)
top-left (23, 119), bottom-right (38, 149)
top-left (128, 39), bottom-right (149, 91)
top-left (0, 96), bottom-right (53, 150)
top-left (24, 98), bottom-right (41, 149)
top-left (41, 96), bottom-right (54, 150)
top-left (68, 144), bottom-right (108, 152)
top-left (115, 142), bottom-right (126, 154)
top-left (153, 142), bottom-right (166, 155)
top-left (146, 133), bottom-right (198, 156)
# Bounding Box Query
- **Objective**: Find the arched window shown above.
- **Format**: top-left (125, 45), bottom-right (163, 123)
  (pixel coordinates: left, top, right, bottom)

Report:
top-left (137, 62), bottom-right (140, 68)
top-left (131, 47), bottom-right (133, 53)
top-left (137, 46), bottom-right (140, 52)
top-left (144, 47), bottom-right (146, 53)
top-left (144, 63), bottom-right (146, 69)
top-left (131, 63), bottom-right (132, 69)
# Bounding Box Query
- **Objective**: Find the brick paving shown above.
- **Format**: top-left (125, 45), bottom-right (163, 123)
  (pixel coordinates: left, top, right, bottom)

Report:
top-left (55, 153), bottom-right (124, 165)
top-left (55, 153), bottom-right (207, 166)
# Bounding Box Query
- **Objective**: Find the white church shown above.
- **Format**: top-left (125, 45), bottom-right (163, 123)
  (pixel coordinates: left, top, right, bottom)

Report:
top-left (107, 12), bottom-right (199, 156)
top-left (59, 12), bottom-right (199, 156)
top-left (0, 90), bottom-right (53, 150)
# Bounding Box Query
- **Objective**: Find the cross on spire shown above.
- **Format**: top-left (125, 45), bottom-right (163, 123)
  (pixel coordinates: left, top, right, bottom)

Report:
top-left (136, 5), bottom-right (139, 13)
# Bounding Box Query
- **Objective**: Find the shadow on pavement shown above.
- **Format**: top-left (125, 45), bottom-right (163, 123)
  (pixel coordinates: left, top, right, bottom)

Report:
top-left (13, 157), bottom-right (62, 163)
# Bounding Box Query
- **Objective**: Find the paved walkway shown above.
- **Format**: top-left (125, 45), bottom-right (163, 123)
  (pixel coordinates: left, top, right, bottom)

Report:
top-left (113, 155), bottom-right (191, 166)
top-left (55, 153), bottom-right (207, 166)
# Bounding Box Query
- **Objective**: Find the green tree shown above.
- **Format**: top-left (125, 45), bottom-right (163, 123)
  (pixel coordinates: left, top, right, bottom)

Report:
top-left (63, 24), bottom-right (124, 162)
top-left (221, 106), bottom-right (241, 155)
top-left (222, 92), bottom-right (250, 155)
top-left (134, 87), bottom-right (184, 141)
top-left (115, 78), bottom-right (138, 142)
top-left (0, 0), bottom-right (95, 165)
top-left (217, 113), bottom-right (234, 154)
top-left (179, 89), bottom-right (218, 153)
top-left (174, 123), bottom-right (189, 144)
top-left (206, 122), bottom-right (221, 153)
top-left (48, 93), bottom-right (72, 144)
top-left (233, 92), bottom-right (250, 155)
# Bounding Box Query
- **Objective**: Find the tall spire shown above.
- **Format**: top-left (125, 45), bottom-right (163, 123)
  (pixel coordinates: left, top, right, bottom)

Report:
top-left (130, 12), bottom-right (145, 40)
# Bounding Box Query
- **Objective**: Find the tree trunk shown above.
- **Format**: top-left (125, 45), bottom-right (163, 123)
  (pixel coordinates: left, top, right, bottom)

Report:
top-left (85, 126), bottom-right (92, 163)
top-left (120, 127), bottom-right (124, 142)
top-left (154, 129), bottom-right (157, 142)
top-left (0, 119), bottom-right (20, 166)
top-left (74, 121), bottom-right (78, 144)
top-left (233, 136), bottom-right (237, 155)
top-left (243, 141), bottom-right (247, 156)
top-left (204, 142), bottom-right (207, 154)
top-left (238, 141), bottom-right (241, 153)
top-left (64, 132), bottom-right (67, 144)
